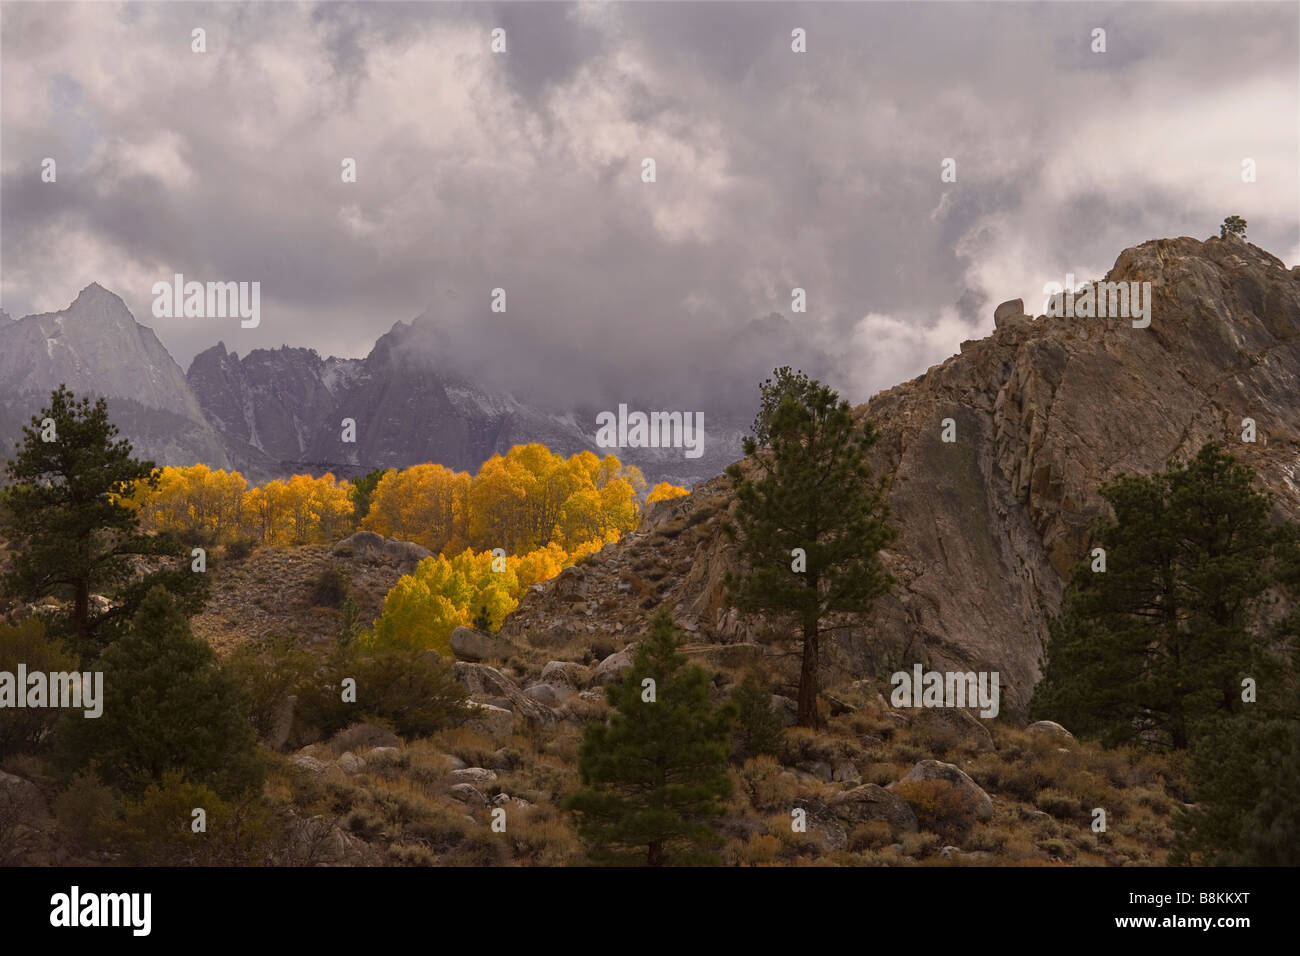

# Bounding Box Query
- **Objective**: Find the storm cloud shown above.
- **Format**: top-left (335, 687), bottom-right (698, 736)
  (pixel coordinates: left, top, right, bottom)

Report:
top-left (2, 1), bottom-right (1295, 417)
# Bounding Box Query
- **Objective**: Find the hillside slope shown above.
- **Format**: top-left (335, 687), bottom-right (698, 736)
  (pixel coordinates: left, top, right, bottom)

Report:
top-left (499, 234), bottom-right (1300, 715)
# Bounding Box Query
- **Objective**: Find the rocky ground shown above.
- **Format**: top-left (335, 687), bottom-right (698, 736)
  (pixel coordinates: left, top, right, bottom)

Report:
top-left (190, 531), bottom-right (429, 655)
top-left (258, 605), bottom-right (1190, 867)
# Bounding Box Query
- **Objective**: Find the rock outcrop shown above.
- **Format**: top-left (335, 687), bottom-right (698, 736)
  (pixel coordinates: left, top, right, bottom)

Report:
top-left (499, 236), bottom-right (1300, 715)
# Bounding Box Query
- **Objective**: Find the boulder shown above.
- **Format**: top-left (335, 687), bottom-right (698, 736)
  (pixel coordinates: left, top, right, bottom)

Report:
top-left (896, 759), bottom-right (994, 820)
top-left (453, 662), bottom-right (557, 725)
top-left (336, 752), bottom-right (365, 774)
top-left (286, 813), bottom-right (374, 865)
top-left (267, 694), bottom-right (317, 752)
top-left (289, 754), bottom-right (329, 775)
top-left (829, 784), bottom-right (919, 833)
top-left (462, 701), bottom-right (514, 737)
top-left (450, 626), bottom-right (517, 663)
top-left (832, 760), bottom-right (862, 785)
top-left (449, 767), bottom-right (498, 785)
top-left (448, 784), bottom-right (487, 807)
top-left (593, 645), bottom-right (637, 685)
top-left (0, 771), bottom-right (47, 821)
top-left (771, 694), bottom-right (799, 728)
top-left (993, 298), bottom-right (1030, 329)
top-left (539, 660), bottom-right (589, 692)
top-left (363, 746), bottom-right (401, 763)
top-left (523, 683), bottom-right (561, 706)
top-left (332, 530), bottom-right (430, 568)
top-left (911, 707), bottom-right (996, 752)
top-left (552, 565), bottom-right (589, 600)
top-left (1027, 720), bottom-right (1075, 740)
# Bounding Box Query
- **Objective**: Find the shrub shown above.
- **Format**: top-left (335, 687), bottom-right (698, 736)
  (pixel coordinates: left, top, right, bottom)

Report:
top-left (308, 564), bottom-right (351, 608)
top-left (899, 831), bottom-right (940, 858)
top-left (328, 722), bottom-right (401, 756)
top-left (1035, 788), bottom-right (1084, 821)
top-left (225, 536), bottom-right (257, 561)
top-left (848, 820), bottom-right (893, 852)
top-left (223, 637), bottom-right (317, 742)
top-left (0, 618), bottom-right (79, 759)
top-left (387, 843), bottom-right (437, 866)
top-left (734, 832), bottom-right (782, 866)
top-left (893, 778), bottom-right (982, 843)
top-left (731, 673), bottom-right (784, 762)
top-left (739, 755), bottom-right (798, 812)
top-left (98, 770), bottom-right (280, 865)
top-left (298, 645), bottom-right (467, 740)
top-left (53, 769), bottom-right (119, 847)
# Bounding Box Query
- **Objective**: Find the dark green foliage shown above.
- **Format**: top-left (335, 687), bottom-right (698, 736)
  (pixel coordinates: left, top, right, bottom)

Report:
top-left (350, 468), bottom-right (390, 524)
top-left (57, 586), bottom-right (263, 798)
top-left (1, 386), bottom-right (207, 655)
top-left (731, 672), bottom-right (783, 761)
top-left (471, 604), bottom-right (492, 632)
top-left (225, 536), bottom-right (257, 561)
top-left (308, 563), bottom-right (350, 608)
top-left (1220, 215), bottom-right (1247, 239)
top-left (96, 770), bottom-right (281, 866)
top-left (339, 596), bottom-right (362, 646)
top-left (297, 643), bottom-right (467, 739)
top-left (1031, 443), bottom-right (1290, 750)
top-left (0, 618), bottom-right (79, 758)
top-left (222, 636), bottom-right (317, 741)
top-left (724, 367), bottom-right (896, 727)
top-left (565, 608), bottom-right (736, 866)
top-left (1173, 708), bottom-right (1300, 865)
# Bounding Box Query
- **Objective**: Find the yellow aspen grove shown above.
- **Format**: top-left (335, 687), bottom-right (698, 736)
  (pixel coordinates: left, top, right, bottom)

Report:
top-left (132, 446), bottom-right (649, 652)
top-left (647, 482), bottom-right (689, 504)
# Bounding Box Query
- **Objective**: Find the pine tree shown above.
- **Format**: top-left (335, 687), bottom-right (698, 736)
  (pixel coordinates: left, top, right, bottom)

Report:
top-left (1030, 442), bottom-right (1287, 750)
top-left (564, 608), bottom-right (736, 866)
top-left (2, 386), bottom-right (206, 654)
top-left (731, 672), bottom-right (784, 761)
top-left (724, 368), bottom-right (895, 728)
top-left (1220, 215), bottom-right (1247, 239)
top-left (57, 586), bottom-right (262, 798)
top-left (1173, 708), bottom-right (1300, 865)
top-left (349, 467), bottom-right (390, 524)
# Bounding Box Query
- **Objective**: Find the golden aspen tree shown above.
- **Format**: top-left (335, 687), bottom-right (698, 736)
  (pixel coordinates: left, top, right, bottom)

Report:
top-left (647, 482), bottom-right (689, 504)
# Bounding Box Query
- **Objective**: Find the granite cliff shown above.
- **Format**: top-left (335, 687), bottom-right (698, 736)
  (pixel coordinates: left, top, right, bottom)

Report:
top-left (498, 234), bottom-right (1300, 716)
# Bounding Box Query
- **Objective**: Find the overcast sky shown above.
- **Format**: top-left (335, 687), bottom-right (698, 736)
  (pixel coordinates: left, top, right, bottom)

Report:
top-left (3, 1), bottom-right (1296, 413)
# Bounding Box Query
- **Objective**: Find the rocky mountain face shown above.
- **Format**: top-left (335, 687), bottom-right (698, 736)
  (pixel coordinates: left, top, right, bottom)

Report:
top-left (186, 315), bottom-right (747, 485)
top-left (0, 284), bottom-right (233, 469)
top-left (0, 285), bottom-right (743, 485)
top-left (499, 235), bottom-right (1300, 716)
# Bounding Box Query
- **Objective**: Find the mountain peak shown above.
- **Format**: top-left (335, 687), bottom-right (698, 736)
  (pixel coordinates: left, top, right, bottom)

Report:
top-left (71, 281), bottom-right (124, 308)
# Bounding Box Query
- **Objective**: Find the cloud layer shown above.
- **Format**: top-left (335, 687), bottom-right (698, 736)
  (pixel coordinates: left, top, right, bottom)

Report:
top-left (3, 1), bottom-right (1296, 416)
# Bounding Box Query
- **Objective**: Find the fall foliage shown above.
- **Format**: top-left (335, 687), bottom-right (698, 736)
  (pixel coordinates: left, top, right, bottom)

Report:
top-left (364, 446), bottom-right (653, 654)
top-left (647, 481), bottom-right (690, 504)
top-left (364, 444), bottom-right (647, 554)
top-left (134, 464), bottom-right (353, 546)
top-left (131, 446), bottom-right (671, 656)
